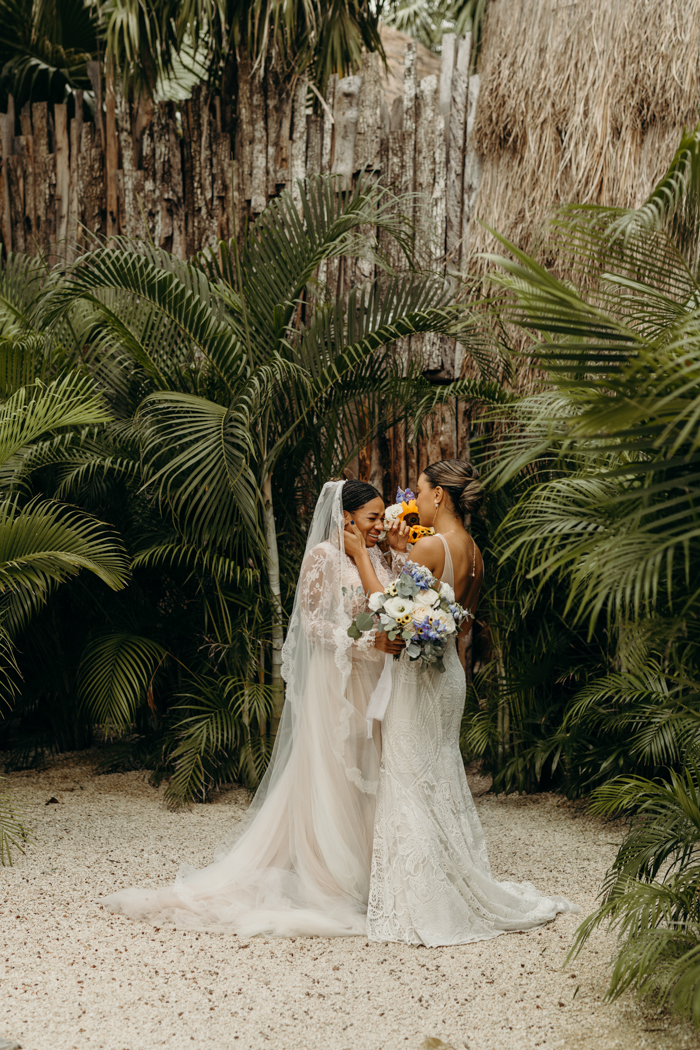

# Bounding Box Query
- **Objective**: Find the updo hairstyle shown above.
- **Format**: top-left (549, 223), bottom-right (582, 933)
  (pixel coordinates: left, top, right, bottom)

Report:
top-left (423, 459), bottom-right (483, 522)
top-left (342, 479), bottom-right (382, 513)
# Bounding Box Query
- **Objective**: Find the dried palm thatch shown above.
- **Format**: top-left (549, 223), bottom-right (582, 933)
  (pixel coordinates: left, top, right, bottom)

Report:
top-left (470, 0), bottom-right (700, 260)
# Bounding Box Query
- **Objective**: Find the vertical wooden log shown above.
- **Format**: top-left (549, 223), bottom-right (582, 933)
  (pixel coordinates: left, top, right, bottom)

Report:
top-left (105, 58), bottom-right (119, 238)
top-left (32, 103), bottom-right (49, 252)
top-left (87, 60), bottom-right (104, 152)
top-left (79, 123), bottom-right (104, 242)
top-left (415, 75), bottom-right (437, 266)
top-left (402, 44), bottom-right (417, 228)
top-left (195, 88), bottom-right (216, 250)
top-left (68, 91), bottom-right (84, 255)
top-left (331, 75), bottom-right (361, 185)
top-left (317, 75), bottom-right (337, 294)
top-left (8, 149), bottom-right (26, 254)
top-left (462, 73), bottom-right (482, 260)
top-left (157, 102), bottom-right (186, 258)
top-left (274, 93), bottom-right (293, 192)
top-left (439, 34), bottom-right (456, 126)
top-left (306, 114), bottom-right (322, 178)
top-left (54, 104), bottom-right (70, 249)
top-left (237, 56), bottom-right (254, 206)
top-left (446, 35), bottom-right (472, 269)
top-left (290, 78), bottom-right (308, 210)
top-left (423, 110), bottom-right (448, 375)
top-left (214, 99), bottom-right (233, 245)
top-left (153, 103), bottom-right (171, 251)
top-left (403, 44), bottom-right (418, 488)
top-left (117, 91), bottom-right (137, 237)
top-left (250, 72), bottom-right (267, 214)
top-left (140, 106), bottom-right (156, 242)
top-left (266, 72), bottom-right (280, 198)
top-left (321, 75), bottom-right (336, 174)
top-left (181, 96), bottom-right (196, 256)
top-left (17, 103), bottom-right (36, 254)
top-left (413, 75), bottom-right (441, 377)
top-left (354, 53), bottom-right (381, 174)
top-left (0, 100), bottom-right (14, 255)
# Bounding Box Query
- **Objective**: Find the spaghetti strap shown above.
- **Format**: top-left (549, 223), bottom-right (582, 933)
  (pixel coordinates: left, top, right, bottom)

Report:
top-left (437, 532), bottom-right (455, 588)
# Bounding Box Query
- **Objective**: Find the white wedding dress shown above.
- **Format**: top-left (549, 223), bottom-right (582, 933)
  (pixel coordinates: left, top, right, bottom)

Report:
top-left (103, 481), bottom-right (400, 936)
top-left (366, 533), bottom-right (578, 946)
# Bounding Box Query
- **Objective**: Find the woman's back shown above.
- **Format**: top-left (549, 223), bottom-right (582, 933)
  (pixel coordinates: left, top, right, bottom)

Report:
top-left (412, 529), bottom-right (483, 613)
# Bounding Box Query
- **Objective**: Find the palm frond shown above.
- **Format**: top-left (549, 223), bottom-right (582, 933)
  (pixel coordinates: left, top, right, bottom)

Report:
top-left (0, 777), bottom-right (30, 865)
top-left (0, 497), bottom-right (130, 597)
top-left (78, 632), bottom-right (167, 728)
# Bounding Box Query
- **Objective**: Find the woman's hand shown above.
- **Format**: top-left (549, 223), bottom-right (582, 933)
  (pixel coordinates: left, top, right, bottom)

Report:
top-left (374, 631), bottom-right (405, 656)
top-left (386, 519), bottom-right (410, 552)
top-left (343, 522), bottom-right (367, 561)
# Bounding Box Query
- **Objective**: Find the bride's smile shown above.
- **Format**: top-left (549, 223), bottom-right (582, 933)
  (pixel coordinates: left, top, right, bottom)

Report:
top-left (344, 495), bottom-right (385, 547)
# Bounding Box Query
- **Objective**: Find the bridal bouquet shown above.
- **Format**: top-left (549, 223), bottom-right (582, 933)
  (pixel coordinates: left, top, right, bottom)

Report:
top-left (348, 561), bottom-right (472, 673)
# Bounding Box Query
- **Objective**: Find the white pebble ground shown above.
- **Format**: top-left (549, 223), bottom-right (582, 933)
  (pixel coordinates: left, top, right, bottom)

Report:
top-left (2, 756), bottom-right (700, 1050)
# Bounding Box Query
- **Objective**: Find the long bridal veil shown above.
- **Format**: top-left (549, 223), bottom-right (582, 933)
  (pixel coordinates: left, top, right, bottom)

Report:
top-left (103, 481), bottom-right (383, 936)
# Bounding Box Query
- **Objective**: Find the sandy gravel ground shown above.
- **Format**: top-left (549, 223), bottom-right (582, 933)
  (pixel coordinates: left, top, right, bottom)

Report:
top-left (2, 757), bottom-right (700, 1050)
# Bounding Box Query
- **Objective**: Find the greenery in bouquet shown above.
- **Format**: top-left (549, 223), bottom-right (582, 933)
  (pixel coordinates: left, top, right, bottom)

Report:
top-left (348, 562), bottom-right (471, 673)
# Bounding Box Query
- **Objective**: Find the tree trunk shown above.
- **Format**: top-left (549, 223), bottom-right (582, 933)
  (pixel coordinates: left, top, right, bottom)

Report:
top-left (263, 473), bottom-right (285, 733)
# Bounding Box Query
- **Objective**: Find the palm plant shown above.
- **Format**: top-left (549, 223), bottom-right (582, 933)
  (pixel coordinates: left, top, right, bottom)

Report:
top-left (570, 763), bottom-right (700, 1024)
top-left (386, 0), bottom-right (489, 57)
top-left (0, 0), bottom-right (99, 111)
top-left (472, 124), bottom-right (700, 1020)
top-left (46, 174), bottom-right (472, 803)
top-left (0, 252), bottom-right (129, 702)
top-left (0, 0), bottom-right (385, 110)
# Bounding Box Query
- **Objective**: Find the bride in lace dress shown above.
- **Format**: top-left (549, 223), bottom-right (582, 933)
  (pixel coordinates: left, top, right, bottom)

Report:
top-left (103, 480), bottom-right (407, 936)
top-left (364, 460), bottom-right (579, 947)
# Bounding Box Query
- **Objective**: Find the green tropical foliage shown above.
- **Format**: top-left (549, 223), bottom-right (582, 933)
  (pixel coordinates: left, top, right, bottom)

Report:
top-left (0, 0), bottom-right (386, 110)
top-left (459, 125), bottom-right (700, 1023)
top-left (1, 175), bottom-right (476, 807)
top-left (0, 0), bottom-right (99, 111)
top-left (386, 0), bottom-right (489, 57)
top-left (0, 775), bottom-right (29, 864)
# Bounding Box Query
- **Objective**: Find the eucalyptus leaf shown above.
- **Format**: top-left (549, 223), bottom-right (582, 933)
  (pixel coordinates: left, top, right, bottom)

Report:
top-left (355, 612), bottom-right (375, 632)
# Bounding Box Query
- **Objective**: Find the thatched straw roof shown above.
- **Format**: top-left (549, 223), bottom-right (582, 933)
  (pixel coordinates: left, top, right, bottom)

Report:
top-left (470, 0), bottom-right (700, 259)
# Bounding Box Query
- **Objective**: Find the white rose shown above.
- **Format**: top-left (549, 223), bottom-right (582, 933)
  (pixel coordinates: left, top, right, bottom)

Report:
top-left (383, 596), bottom-right (416, 621)
top-left (431, 607), bottom-right (457, 634)
top-left (414, 588), bottom-right (440, 609)
top-left (439, 582), bottom-right (455, 604)
top-left (368, 592), bottom-right (384, 612)
top-left (382, 504), bottom-right (403, 530)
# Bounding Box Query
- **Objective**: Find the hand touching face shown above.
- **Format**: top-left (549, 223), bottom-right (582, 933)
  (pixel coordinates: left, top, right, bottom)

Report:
top-left (386, 518), bottom-right (410, 552)
top-left (343, 496), bottom-right (385, 551)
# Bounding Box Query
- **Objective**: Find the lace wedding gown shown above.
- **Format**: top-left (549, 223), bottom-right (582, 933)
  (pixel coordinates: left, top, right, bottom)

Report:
top-left (103, 482), bottom-right (399, 937)
top-left (367, 533), bottom-right (578, 947)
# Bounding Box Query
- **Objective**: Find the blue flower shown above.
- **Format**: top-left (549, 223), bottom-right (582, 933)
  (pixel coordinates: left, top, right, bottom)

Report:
top-left (396, 486), bottom-right (415, 503)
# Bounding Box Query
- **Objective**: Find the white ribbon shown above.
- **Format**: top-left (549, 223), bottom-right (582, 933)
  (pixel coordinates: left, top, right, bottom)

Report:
top-left (365, 654), bottom-right (394, 738)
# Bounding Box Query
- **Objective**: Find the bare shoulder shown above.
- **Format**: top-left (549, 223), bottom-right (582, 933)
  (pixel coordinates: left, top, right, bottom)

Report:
top-left (409, 534), bottom-right (444, 567)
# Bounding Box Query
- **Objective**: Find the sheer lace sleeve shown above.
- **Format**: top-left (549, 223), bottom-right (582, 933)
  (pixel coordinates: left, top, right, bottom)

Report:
top-left (298, 544), bottom-right (380, 662)
top-left (298, 545), bottom-right (347, 648)
top-left (389, 549), bottom-right (410, 574)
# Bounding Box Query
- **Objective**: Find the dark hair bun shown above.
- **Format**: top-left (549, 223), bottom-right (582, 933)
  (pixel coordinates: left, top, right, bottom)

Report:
top-left (342, 479), bottom-right (382, 513)
top-left (423, 459), bottom-right (483, 522)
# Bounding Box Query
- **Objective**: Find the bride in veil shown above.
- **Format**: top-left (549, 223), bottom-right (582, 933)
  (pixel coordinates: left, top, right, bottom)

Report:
top-left (103, 479), bottom-right (406, 936)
